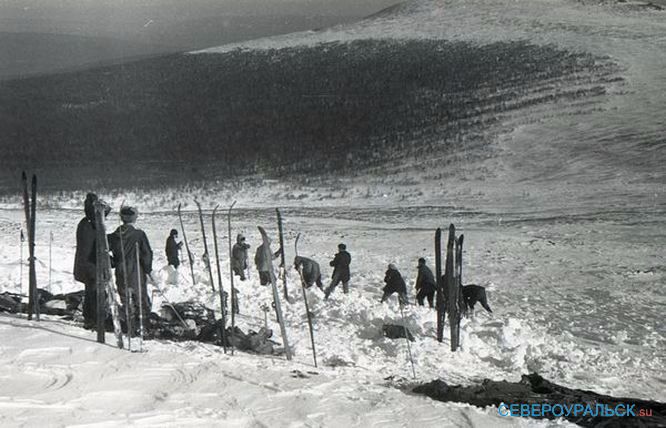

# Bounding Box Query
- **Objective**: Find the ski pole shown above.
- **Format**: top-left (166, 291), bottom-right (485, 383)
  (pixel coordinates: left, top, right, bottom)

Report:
top-left (399, 302), bottom-right (416, 379)
top-left (295, 233), bottom-right (317, 367)
top-left (119, 225), bottom-right (132, 352)
top-left (19, 230), bottom-right (24, 292)
top-left (48, 231), bottom-right (52, 289)
top-left (227, 201), bottom-right (237, 355)
top-left (211, 204), bottom-right (228, 354)
top-left (135, 242), bottom-right (144, 352)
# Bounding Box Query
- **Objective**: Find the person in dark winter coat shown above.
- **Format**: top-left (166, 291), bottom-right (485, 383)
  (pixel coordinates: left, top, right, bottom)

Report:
top-left (381, 263), bottom-right (408, 305)
top-left (324, 243), bottom-right (351, 299)
top-left (232, 234), bottom-right (251, 281)
top-left (73, 193), bottom-right (110, 329)
top-left (293, 256), bottom-right (323, 290)
top-left (415, 257), bottom-right (437, 308)
top-left (165, 229), bottom-right (182, 269)
top-left (107, 206), bottom-right (154, 332)
top-left (254, 237), bottom-right (280, 286)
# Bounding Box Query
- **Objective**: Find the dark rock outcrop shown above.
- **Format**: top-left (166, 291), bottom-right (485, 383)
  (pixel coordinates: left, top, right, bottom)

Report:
top-left (413, 373), bottom-right (665, 427)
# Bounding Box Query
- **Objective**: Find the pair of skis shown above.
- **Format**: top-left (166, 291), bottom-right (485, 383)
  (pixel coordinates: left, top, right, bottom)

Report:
top-left (435, 224), bottom-right (464, 351)
top-left (177, 202), bottom-right (238, 354)
top-left (21, 172), bottom-right (39, 321)
top-left (93, 200), bottom-right (124, 348)
top-left (194, 201), bottom-right (227, 354)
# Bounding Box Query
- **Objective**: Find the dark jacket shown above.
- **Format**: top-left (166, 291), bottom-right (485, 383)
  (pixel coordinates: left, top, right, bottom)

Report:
top-left (165, 235), bottom-right (182, 267)
top-left (108, 224), bottom-right (153, 291)
top-left (232, 235), bottom-right (251, 272)
top-left (383, 267), bottom-right (407, 297)
top-left (330, 250), bottom-right (351, 282)
top-left (73, 216), bottom-right (97, 284)
top-left (294, 256), bottom-right (322, 287)
top-left (415, 264), bottom-right (437, 293)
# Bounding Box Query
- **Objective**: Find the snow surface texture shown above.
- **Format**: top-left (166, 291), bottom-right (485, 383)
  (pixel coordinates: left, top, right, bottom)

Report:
top-left (0, 203), bottom-right (662, 426)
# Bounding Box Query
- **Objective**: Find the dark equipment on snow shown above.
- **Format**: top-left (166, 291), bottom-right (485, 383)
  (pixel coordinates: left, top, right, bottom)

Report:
top-left (382, 324), bottom-right (415, 341)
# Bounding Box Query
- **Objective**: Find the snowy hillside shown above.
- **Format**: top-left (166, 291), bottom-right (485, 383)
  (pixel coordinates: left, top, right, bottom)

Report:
top-left (0, 0), bottom-right (664, 426)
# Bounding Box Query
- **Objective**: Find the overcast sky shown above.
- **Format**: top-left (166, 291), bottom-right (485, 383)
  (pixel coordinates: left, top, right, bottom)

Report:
top-left (0, 0), bottom-right (400, 45)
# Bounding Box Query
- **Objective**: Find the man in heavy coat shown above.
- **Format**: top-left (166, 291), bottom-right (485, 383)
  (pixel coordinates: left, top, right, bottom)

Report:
top-left (381, 263), bottom-right (408, 305)
top-left (254, 237), bottom-right (280, 286)
top-left (108, 206), bottom-right (153, 332)
top-left (293, 256), bottom-right (323, 290)
top-left (415, 257), bottom-right (437, 308)
top-left (324, 243), bottom-right (351, 299)
top-left (165, 229), bottom-right (182, 269)
top-left (232, 234), bottom-right (251, 281)
top-left (73, 193), bottom-right (110, 329)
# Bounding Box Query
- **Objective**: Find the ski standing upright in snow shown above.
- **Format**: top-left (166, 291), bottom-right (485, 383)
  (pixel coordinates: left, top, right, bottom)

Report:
top-left (211, 204), bottom-right (228, 354)
top-left (295, 233), bottom-right (317, 367)
top-left (435, 227), bottom-right (444, 342)
top-left (93, 200), bottom-right (124, 349)
top-left (227, 201), bottom-right (237, 355)
top-left (276, 208), bottom-right (289, 301)
top-left (135, 242), bottom-right (145, 352)
top-left (456, 234), bottom-right (465, 322)
top-left (22, 172), bottom-right (39, 321)
top-left (195, 201), bottom-right (216, 294)
top-left (177, 203), bottom-right (196, 286)
top-left (445, 224), bottom-right (460, 351)
top-left (258, 226), bottom-right (292, 361)
top-left (117, 213), bottom-right (133, 351)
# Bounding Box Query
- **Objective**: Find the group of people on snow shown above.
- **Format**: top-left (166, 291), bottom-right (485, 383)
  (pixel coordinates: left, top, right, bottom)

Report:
top-left (74, 194), bottom-right (437, 329)
top-left (74, 194), bottom-right (154, 331)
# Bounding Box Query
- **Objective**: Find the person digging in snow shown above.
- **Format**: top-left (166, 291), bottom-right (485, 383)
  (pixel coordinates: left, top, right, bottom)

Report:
top-left (415, 257), bottom-right (436, 308)
top-left (73, 192), bottom-right (111, 330)
top-left (324, 243), bottom-right (351, 299)
top-left (381, 263), bottom-right (409, 305)
top-left (107, 206), bottom-right (154, 334)
top-left (293, 256), bottom-right (324, 290)
top-left (232, 234), bottom-right (251, 281)
top-left (254, 236), bottom-right (281, 286)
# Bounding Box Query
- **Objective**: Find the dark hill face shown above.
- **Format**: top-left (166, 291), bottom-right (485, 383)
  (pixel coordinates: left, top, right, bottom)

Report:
top-left (0, 39), bottom-right (617, 191)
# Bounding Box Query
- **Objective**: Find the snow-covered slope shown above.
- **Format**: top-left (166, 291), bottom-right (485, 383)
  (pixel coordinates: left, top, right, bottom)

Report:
top-left (0, 201), bottom-right (663, 425)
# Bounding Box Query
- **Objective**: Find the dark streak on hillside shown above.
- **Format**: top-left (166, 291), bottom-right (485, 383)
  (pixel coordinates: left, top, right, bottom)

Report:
top-left (0, 39), bottom-right (619, 191)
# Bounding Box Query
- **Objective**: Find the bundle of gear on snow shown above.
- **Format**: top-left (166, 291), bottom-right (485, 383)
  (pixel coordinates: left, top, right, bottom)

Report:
top-left (0, 291), bottom-right (281, 355)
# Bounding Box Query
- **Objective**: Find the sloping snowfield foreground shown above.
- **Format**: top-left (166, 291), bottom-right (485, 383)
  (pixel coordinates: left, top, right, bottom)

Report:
top-left (0, 203), bottom-right (663, 426)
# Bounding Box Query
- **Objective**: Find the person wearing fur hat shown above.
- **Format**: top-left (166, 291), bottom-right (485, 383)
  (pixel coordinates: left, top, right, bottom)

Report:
top-left (73, 192), bottom-right (111, 329)
top-left (107, 206), bottom-right (154, 333)
top-left (231, 234), bottom-right (251, 281)
top-left (165, 229), bottom-right (182, 269)
top-left (381, 263), bottom-right (408, 305)
top-left (324, 243), bottom-right (351, 299)
top-left (415, 257), bottom-right (436, 308)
